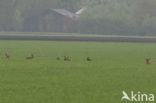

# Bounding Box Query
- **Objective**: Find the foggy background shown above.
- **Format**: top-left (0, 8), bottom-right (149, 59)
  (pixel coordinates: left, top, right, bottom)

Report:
top-left (0, 0), bottom-right (156, 36)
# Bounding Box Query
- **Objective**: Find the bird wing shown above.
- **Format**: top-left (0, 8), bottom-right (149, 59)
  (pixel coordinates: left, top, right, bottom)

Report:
top-left (75, 8), bottom-right (86, 15)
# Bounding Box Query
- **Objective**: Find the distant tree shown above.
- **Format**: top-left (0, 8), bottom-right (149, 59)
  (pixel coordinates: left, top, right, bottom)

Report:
top-left (78, 1), bottom-right (135, 35)
top-left (132, 0), bottom-right (156, 24)
top-left (131, 0), bottom-right (156, 35)
top-left (0, 0), bottom-right (15, 31)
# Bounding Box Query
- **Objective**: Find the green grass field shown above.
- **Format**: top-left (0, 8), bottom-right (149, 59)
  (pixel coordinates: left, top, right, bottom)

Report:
top-left (0, 40), bottom-right (156, 103)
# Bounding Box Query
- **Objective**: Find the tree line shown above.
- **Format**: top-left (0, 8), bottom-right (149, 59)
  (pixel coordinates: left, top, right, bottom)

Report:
top-left (0, 0), bottom-right (156, 36)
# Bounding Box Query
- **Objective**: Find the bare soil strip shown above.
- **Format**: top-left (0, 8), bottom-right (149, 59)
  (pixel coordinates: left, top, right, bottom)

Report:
top-left (0, 35), bottom-right (156, 42)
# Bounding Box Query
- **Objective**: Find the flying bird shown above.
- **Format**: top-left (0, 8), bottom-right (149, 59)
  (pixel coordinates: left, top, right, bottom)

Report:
top-left (48, 8), bottom-right (86, 21)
